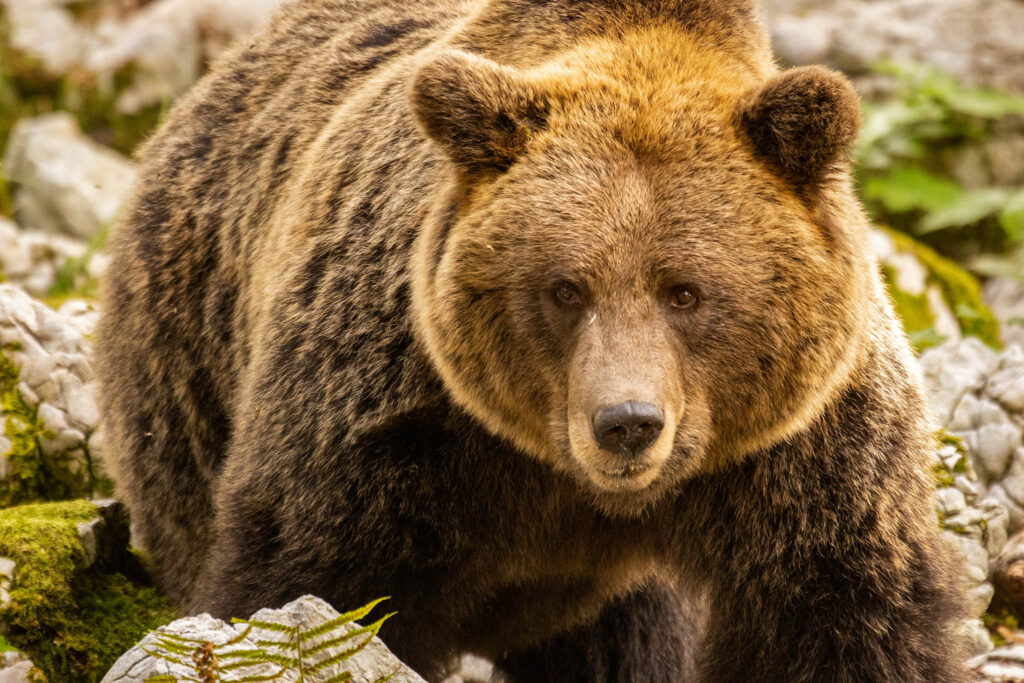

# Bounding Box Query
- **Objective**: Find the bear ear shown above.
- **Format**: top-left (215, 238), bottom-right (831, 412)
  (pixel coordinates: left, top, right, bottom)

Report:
top-left (738, 66), bottom-right (861, 188)
top-left (411, 50), bottom-right (548, 172)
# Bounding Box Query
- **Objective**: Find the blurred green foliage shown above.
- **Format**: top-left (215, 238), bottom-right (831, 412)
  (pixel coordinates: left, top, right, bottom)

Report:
top-left (0, 6), bottom-right (164, 216)
top-left (856, 61), bottom-right (1024, 280)
top-left (44, 225), bottom-right (109, 308)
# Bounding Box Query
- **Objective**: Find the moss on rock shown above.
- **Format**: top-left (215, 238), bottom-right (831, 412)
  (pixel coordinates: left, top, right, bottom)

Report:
top-left (881, 227), bottom-right (1002, 352)
top-left (881, 263), bottom-right (937, 347)
top-left (1, 345), bottom-right (107, 506)
top-left (0, 500), bottom-right (178, 682)
top-left (1, 347), bottom-right (53, 507)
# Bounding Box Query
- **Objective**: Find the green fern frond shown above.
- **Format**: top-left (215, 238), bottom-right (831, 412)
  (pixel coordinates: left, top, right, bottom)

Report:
top-left (142, 597), bottom-right (397, 682)
top-left (215, 650), bottom-right (297, 667)
top-left (298, 597), bottom-right (390, 642)
top-left (304, 613), bottom-right (396, 657)
top-left (237, 620), bottom-right (299, 635)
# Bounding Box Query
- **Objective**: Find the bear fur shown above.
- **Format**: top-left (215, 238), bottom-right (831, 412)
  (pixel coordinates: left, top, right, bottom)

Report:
top-left (98, 0), bottom-right (968, 680)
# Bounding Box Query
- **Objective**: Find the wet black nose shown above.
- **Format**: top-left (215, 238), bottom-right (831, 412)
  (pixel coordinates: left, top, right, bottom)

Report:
top-left (592, 401), bottom-right (664, 458)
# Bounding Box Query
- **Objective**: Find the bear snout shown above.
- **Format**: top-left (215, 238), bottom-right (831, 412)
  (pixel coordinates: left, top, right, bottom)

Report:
top-left (592, 400), bottom-right (665, 459)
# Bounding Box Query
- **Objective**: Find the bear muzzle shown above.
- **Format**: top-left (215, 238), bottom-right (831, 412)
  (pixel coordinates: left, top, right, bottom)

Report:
top-left (592, 400), bottom-right (665, 459)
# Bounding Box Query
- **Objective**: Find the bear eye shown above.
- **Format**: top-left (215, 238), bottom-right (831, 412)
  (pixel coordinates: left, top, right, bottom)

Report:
top-left (553, 281), bottom-right (583, 307)
top-left (670, 285), bottom-right (699, 310)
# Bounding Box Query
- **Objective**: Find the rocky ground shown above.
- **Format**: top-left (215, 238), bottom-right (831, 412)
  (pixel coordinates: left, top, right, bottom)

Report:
top-left (1, 0), bottom-right (1023, 681)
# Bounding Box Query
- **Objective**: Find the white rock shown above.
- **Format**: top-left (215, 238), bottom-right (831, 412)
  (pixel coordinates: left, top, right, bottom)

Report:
top-left (967, 582), bottom-right (995, 618)
top-left (0, 661), bottom-right (36, 683)
top-left (3, 113), bottom-right (137, 239)
top-left (955, 476), bottom-right (982, 504)
top-left (969, 643), bottom-right (1024, 681)
top-left (959, 618), bottom-right (994, 658)
top-left (0, 217), bottom-right (90, 297)
top-left (985, 279), bottom-right (1024, 351)
top-left (57, 300), bottom-right (101, 338)
top-left (987, 346), bottom-right (1024, 414)
top-left (763, 0), bottom-right (1024, 93)
top-left (943, 533), bottom-right (990, 593)
top-left (76, 519), bottom-right (100, 569)
top-left (951, 395), bottom-right (1022, 481)
top-left (0, 284), bottom-right (107, 499)
top-left (4, 0), bottom-right (292, 115)
top-left (921, 338), bottom-right (999, 426)
top-left (999, 452), bottom-right (1024, 506)
top-left (2, 652), bottom-right (28, 669)
top-left (980, 498), bottom-right (1011, 557)
top-left (986, 483), bottom-right (1024, 533)
top-left (102, 595), bottom-right (427, 683)
top-left (937, 486), bottom-right (967, 516)
top-left (0, 556), bottom-right (13, 608)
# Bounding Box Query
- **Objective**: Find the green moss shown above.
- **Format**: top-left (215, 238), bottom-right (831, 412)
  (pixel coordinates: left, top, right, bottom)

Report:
top-left (43, 225), bottom-right (108, 307)
top-left (884, 227), bottom-right (1002, 349)
top-left (933, 463), bottom-right (955, 488)
top-left (938, 430), bottom-right (972, 474)
top-left (1, 347), bottom-right (96, 506)
top-left (881, 263), bottom-right (941, 352)
top-left (933, 431), bottom-right (973, 489)
top-left (1, 348), bottom-right (51, 506)
top-left (984, 606), bottom-right (1022, 646)
top-left (0, 501), bottom-right (178, 682)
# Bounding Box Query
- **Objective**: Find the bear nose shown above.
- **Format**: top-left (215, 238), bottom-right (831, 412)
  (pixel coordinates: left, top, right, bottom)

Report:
top-left (592, 401), bottom-right (664, 458)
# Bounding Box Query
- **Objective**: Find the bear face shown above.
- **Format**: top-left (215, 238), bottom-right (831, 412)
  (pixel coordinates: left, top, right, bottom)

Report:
top-left (411, 28), bottom-right (871, 515)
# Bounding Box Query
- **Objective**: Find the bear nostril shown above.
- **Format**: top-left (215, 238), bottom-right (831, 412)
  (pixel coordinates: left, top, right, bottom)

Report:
top-left (592, 401), bottom-right (665, 459)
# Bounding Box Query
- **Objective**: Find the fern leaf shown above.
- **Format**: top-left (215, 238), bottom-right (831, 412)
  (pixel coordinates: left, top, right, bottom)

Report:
top-left (151, 638), bottom-right (202, 657)
top-left (306, 634), bottom-right (377, 674)
top-left (304, 613), bottom-right (396, 658)
top-left (215, 650), bottom-right (298, 667)
top-left (298, 598), bottom-right (390, 642)
top-left (239, 619), bottom-right (300, 635)
top-left (141, 647), bottom-right (193, 667)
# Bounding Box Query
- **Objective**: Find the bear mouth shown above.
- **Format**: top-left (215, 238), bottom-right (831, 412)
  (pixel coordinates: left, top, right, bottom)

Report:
top-left (589, 459), bottom-right (663, 493)
top-left (600, 463), bottom-right (652, 479)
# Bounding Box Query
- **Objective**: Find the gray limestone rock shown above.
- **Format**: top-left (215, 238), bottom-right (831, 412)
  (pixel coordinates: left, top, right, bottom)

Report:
top-left (921, 340), bottom-right (1024, 535)
top-left (0, 284), bottom-right (108, 502)
top-left (102, 595), bottom-right (427, 683)
top-left (3, 113), bottom-right (137, 239)
top-left (985, 278), bottom-right (1024, 352)
top-left (761, 0), bottom-right (1024, 93)
top-left (969, 643), bottom-right (1024, 682)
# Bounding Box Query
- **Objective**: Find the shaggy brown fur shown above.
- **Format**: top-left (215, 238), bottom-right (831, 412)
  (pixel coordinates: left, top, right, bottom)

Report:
top-left (98, 0), bottom-right (968, 680)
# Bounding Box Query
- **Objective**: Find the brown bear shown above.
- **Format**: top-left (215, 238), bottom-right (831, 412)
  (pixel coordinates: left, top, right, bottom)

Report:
top-left (97, 0), bottom-right (968, 680)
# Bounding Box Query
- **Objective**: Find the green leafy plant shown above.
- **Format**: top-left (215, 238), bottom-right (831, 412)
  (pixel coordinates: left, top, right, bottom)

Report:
top-left (45, 224), bottom-right (109, 307)
top-left (856, 61), bottom-right (1024, 277)
top-left (143, 598), bottom-right (397, 683)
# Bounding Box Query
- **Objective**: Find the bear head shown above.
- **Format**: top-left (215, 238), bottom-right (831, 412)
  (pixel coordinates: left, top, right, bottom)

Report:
top-left (410, 26), bottom-right (873, 516)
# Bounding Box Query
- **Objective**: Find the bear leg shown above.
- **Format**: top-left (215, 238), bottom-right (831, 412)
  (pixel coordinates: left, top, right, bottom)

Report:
top-left (493, 583), bottom-right (698, 683)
